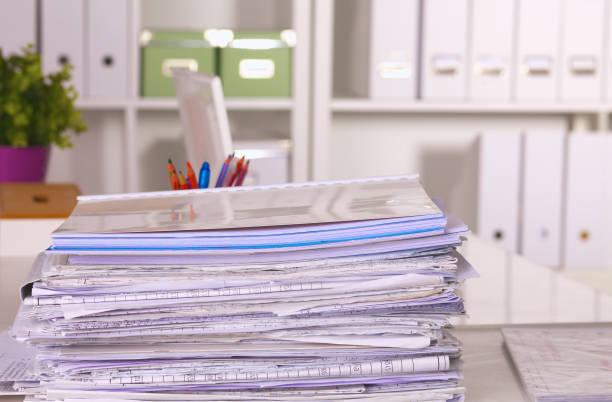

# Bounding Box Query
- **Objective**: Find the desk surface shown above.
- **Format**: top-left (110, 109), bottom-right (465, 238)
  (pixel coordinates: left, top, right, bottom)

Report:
top-left (1, 234), bottom-right (610, 401)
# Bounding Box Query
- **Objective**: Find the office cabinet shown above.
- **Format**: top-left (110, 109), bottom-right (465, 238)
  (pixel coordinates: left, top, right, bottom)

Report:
top-left (0, 0), bottom-right (36, 56)
top-left (469, 0), bottom-right (514, 101)
top-left (87, 0), bottom-right (129, 97)
top-left (521, 132), bottom-right (564, 267)
top-left (560, 0), bottom-right (605, 101)
top-left (563, 135), bottom-right (611, 269)
top-left (421, 0), bottom-right (468, 100)
top-left (477, 132), bottom-right (521, 252)
top-left (515, 0), bottom-right (560, 101)
top-left (41, 0), bottom-right (85, 96)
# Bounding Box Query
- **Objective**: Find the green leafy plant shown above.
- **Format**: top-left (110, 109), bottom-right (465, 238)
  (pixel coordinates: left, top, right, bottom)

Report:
top-left (0, 45), bottom-right (86, 148)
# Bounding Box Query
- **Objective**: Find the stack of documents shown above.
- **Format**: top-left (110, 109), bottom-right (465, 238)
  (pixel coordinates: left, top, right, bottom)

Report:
top-left (9, 175), bottom-right (476, 400)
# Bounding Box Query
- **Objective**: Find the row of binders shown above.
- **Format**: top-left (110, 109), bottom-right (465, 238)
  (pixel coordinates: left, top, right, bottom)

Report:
top-left (5, 175), bottom-right (477, 400)
top-left (338, 0), bottom-right (612, 101)
top-left (478, 132), bottom-right (612, 269)
top-left (0, 0), bottom-right (129, 98)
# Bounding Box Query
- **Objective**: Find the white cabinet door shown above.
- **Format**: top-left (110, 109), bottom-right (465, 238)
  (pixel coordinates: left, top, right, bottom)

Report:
top-left (521, 132), bottom-right (564, 267)
top-left (421, 0), bottom-right (468, 100)
top-left (477, 132), bottom-right (522, 252)
top-left (564, 135), bottom-right (610, 269)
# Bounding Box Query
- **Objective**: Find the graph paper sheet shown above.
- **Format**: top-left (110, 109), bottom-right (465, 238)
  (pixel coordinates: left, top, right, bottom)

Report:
top-left (502, 327), bottom-right (612, 402)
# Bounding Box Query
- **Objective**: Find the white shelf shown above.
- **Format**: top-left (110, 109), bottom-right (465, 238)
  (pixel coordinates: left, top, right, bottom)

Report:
top-left (75, 98), bottom-right (129, 110)
top-left (78, 97), bottom-right (611, 114)
top-left (76, 97), bottom-right (294, 111)
top-left (135, 97), bottom-right (294, 111)
top-left (331, 98), bottom-right (611, 114)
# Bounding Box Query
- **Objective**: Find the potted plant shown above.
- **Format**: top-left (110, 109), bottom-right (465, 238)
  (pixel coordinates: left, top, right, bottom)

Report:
top-left (0, 45), bottom-right (86, 182)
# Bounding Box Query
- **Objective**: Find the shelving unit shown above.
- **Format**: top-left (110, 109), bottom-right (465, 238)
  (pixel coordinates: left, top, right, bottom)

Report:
top-left (37, 0), bottom-right (612, 198)
top-left (331, 99), bottom-right (612, 115)
top-left (62, 0), bottom-right (310, 194)
top-left (307, 0), bottom-right (612, 188)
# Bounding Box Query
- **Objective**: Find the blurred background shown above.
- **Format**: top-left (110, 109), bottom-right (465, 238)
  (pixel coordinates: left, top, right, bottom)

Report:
top-left (1, 0), bottom-right (611, 276)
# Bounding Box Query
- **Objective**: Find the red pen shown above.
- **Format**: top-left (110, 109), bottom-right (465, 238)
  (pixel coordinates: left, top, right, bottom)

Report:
top-left (186, 162), bottom-right (197, 189)
top-left (170, 171), bottom-right (179, 190)
top-left (228, 156), bottom-right (245, 186)
top-left (168, 158), bottom-right (177, 187)
top-left (178, 171), bottom-right (188, 190)
top-left (235, 160), bottom-right (249, 186)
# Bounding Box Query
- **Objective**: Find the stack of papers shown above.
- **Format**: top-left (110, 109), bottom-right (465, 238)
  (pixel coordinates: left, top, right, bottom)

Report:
top-left (9, 175), bottom-right (476, 400)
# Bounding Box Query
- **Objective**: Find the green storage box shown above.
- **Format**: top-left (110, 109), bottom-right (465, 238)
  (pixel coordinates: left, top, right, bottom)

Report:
top-left (219, 31), bottom-right (293, 97)
top-left (141, 30), bottom-right (216, 97)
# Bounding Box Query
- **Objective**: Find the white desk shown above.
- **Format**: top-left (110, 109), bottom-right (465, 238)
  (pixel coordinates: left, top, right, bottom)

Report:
top-left (1, 235), bottom-right (610, 401)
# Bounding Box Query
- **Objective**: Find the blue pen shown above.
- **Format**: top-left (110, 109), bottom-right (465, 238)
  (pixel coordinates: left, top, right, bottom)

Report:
top-left (215, 154), bottom-right (232, 187)
top-left (198, 161), bottom-right (210, 189)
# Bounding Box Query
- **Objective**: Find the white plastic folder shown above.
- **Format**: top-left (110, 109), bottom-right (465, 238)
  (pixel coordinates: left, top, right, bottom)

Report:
top-left (503, 326), bottom-right (612, 401)
top-left (53, 175), bottom-right (441, 234)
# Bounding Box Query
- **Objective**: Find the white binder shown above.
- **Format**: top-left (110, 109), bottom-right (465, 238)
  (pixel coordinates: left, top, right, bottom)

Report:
top-left (477, 132), bottom-right (521, 252)
top-left (41, 0), bottom-right (85, 96)
top-left (521, 132), bottom-right (564, 267)
top-left (369, 0), bottom-right (418, 98)
top-left (515, 0), bottom-right (560, 101)
top-left (560, 0), bottom-right (605, 101)
top-left (607, 0), bottom-right (612, 101)
top-left (87, 0), bottom-right (129, 97)
top-left (0, 0), bottom-right (36, 56)
top-left (333, 0), bottom-right (418, 99)
top-left (421, 0), bottom-right (468, 100)
top-left (469, 0), bottom-right (514, 101)
top-left (563, 135), bottom-right (610, 270)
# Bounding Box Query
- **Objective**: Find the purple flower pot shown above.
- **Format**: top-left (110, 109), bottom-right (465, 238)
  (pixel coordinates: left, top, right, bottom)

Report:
top-left (0, 146), bottom-right (50, 182)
